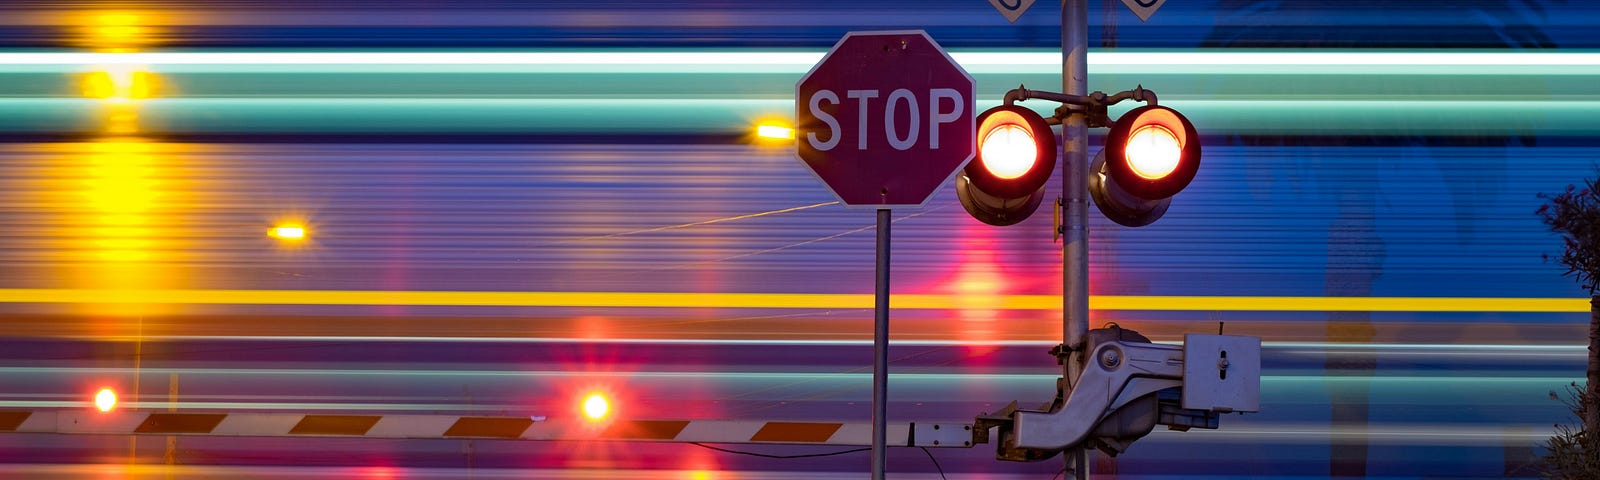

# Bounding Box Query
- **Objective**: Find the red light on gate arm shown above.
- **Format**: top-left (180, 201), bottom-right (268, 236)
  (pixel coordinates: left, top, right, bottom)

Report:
top-left (583, 393), bottom-right (610, 421)
top-left (95, 387), bottom-right (117, 412)
top-left (967, 105), bottom-right (1056, 199)
top-left (1103, 105), bottom-right (1199, 200)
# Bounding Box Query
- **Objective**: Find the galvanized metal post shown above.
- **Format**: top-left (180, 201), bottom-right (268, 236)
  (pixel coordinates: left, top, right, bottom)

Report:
top-left (872, 207), bottom-right (891, 480)
top-left (1062, 1), bottom-right (1091, 479)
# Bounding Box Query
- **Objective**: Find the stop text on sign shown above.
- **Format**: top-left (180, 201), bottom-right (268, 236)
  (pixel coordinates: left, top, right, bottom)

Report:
top-left (805, 88), bottom-right (966, 152)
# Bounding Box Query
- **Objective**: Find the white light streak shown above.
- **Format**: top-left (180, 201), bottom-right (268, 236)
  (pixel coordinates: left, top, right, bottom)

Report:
top-left (0, 51), bottom-right (1593, 75)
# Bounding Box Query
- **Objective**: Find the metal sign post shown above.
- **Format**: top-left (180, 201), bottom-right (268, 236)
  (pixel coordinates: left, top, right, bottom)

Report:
top-left (872, 207), bottom-right (891, 480)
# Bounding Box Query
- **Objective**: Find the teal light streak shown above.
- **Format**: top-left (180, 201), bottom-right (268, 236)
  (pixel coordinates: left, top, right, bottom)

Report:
top-left (3, 50), bottom-right (1600, 75)
top-left (0, 49), bottom-right (1593, 136)
top-left (0, 98), bottom-right (1594, 136)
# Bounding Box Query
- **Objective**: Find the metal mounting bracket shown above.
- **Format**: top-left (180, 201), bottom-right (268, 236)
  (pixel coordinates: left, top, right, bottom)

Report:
top-left (971, 328), bottom-right (1261, 461)
top-left (1008, 337), bottom-right (1183, 451)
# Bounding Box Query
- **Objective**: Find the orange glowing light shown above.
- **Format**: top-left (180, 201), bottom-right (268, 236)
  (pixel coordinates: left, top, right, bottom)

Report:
top-left (94, 388), bottom-right (117, 412)
top-left (356, 466), bottom-right (399, 479)
top-left (105, 106), bottom-right (141, 134)
top-left (1124, 124), bottom-right (1182, 180)
top-left (95, 14), bottom-right (144, 41)
top-left (979, 124), bottom-right (1037, 180)
top-left (270, 225), bottom-right (307, 240)
top-left (756, 123), bottom-right (796, 140)
top-left (81, 11), bottom-right (158, 52)
top-left (82, 69), bottom-right (155, 104)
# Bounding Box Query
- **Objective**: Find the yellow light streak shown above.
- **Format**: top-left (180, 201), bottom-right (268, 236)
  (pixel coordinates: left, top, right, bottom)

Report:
top-left (78, 11), bottom-right (159, 52)
top-left (96, 251), bottom-right (149, 262)
top-left (0, 289), bottom-right (1582, 313)
top-left (82, 68), bottom-right (154, 104)
top-left (80, 138), bottom-right (160, 267)
top-left (755, 124), bottom-right (795, 140)
top-left (270, 225), bottom-right (307, 240)
top-left (104, 107), bottom-right (140, 134)
top-left (94, 13), bottom-right (145, 43)
top-left (43, 139), bottom-right (198, 316)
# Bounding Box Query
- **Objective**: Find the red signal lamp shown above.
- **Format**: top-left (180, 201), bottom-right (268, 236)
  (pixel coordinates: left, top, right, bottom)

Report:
top-left (582, 393), bottom-right (610, 421)
top-left (1091, 105), bottom-right (1201, 227)
top-left (957, 105), bottom-right (1057, 226)
top-left (95, 387), bottom-right (117, 413)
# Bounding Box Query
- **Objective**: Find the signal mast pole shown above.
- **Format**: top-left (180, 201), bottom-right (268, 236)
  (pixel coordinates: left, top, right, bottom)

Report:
top-left (1060, 1), bottom-right (1091, 479)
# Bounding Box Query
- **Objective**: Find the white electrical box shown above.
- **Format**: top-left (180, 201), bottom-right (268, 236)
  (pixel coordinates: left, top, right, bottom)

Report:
top-left (1181, 334), bottom-right (1261, 413)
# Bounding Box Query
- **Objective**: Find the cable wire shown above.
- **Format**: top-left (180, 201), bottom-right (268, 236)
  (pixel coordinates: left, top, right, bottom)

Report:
top-left (691, 442), bottom-right (869, 459)
top-left (693, 442), bottom-right (949, 478)
top-left (920, 446), bottom-right (948, 480)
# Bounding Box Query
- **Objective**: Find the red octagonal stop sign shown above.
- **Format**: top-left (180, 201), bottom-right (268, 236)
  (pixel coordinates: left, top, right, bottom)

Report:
top-left (796, 31), bottom-right (975, 207)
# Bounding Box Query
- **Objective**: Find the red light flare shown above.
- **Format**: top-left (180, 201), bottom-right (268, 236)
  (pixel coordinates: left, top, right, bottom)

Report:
top-left (94, 387), bottom-right (117, 412)
top-left (353, 466), bottom-right (399, 480)
top-left (552, 375), bottom-right (632, 430)
top-left (84, 377), bottom-right (125, 411)
top-left (548, 387), bottom-right (637, 468)
top-left (575, 315), bottom-right (612, 340)
top-left (950, 222), bottom-right (1005, 355)
top-left (542, 342), bottom-right (646, 469)
top-left (680, 452), bottom-right (722, 479)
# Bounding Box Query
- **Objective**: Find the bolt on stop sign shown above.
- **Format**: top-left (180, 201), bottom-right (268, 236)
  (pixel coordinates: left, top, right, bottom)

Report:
top-left (796, 31), bottom-right (975, 207)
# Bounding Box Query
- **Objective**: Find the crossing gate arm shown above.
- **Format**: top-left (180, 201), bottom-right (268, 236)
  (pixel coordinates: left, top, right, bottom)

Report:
top-left (0, 411), bottom-right (974, 448)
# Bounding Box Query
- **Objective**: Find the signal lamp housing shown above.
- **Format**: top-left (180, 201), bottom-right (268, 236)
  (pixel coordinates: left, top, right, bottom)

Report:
top-left (1091, 105), bottom-right (1200, 227)
top-left (957, 105), bottom-right (1056, 226)
top-left (1090, 151), bottom-right (1169, 227)
top-left (1101, 105), bottom-right (1200, 201)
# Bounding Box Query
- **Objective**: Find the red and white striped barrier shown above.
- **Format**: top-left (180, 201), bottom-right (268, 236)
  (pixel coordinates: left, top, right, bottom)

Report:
top-left (0, 410), bottom-right (973, 447)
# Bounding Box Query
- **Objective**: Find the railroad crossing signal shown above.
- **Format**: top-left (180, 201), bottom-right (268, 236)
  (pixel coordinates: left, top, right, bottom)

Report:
top-left (955, 85), bottom-right (1250, 462)
top-left (955, 89), bottom-right (1202, 229)
top-left (958, 0), bottom-right (1254, 466)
